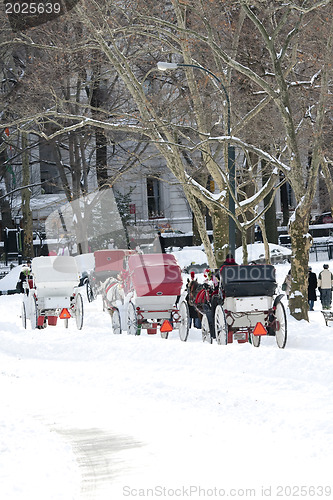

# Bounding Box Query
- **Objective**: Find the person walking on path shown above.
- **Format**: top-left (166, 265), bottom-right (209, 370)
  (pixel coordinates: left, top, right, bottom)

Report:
top-left (308, 266), bottom-right (317, 311)
top-left (318, 264), bottom-right (333, 310)
top-left (282, 269), bottom-right (292, 299)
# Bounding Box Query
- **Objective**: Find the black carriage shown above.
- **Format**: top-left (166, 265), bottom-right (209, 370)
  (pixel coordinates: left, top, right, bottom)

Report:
top-left (186, 264), bottom-right (287, 348)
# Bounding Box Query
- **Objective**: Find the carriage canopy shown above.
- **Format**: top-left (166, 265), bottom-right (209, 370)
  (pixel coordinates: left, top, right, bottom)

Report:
top-left (32, 256), bottom-right (80, 283)
top-left (128, 254), bottom-right (182, 297)
top-left (94, 249), bottom-right (133, 273)
top-left (221, 264), bottom-right (276, 297)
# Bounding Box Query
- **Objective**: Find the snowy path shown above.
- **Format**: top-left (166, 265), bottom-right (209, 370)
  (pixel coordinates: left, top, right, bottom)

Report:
top-left (54, 428), bottom-right (143, 498)
top-left (1, 284), bottom-right (333, 499)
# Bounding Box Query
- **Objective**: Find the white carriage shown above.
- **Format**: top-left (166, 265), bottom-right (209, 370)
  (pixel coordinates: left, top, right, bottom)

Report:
top-left (21, 256), bottom-right (84, 330)
top-left (213, 264), bottom-right (287, 348)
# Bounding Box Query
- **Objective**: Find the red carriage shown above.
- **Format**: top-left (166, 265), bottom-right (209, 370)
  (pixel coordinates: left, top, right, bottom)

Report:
top-left (106, 253), bottom-right (189, 338)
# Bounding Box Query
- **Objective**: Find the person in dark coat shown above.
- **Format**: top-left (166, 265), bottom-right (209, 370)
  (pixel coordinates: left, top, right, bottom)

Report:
top-left (220, 253), bottom-right (237, 270)
top-left (282, 269), bottom-right (292, 299)
top-left (17, 259), bottom-right (32, 293)
top-left (217, 253), bottom-right (238, 282)
top-left (308, 266), bottom-right (317, 311)
top-left (152, 231), bottom-right (166, 253)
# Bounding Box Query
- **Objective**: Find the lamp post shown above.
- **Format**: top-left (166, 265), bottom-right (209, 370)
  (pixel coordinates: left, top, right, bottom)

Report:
top-left (14, 215), bottom-right (22, 264)
top-left (157, 62), bottom-right (236, 258)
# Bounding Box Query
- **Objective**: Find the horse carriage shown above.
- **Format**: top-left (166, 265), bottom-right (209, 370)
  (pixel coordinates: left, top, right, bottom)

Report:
top-left (103, 253), bottom-right (189, 338)
top-left (85, 249), bottom-right (136, 302)
top-left (21, 256), bottom-right (84, 330)
top-left (187, 264), bottom-right (287, 348)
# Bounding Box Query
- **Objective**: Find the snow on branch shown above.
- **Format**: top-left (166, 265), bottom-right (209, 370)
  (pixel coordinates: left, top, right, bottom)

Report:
top-left (197, 135), bottom-right (290, 173)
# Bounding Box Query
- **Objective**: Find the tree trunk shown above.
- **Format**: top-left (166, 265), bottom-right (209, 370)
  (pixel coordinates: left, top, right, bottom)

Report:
top-left (0, 191), bottom-right (13, 230)
top-left (321, 161), bottom-right (333, 211)
top-left (263, 163), bottom-right (278, 244)
top-left (211, 205), bottom-right (229, 268)
top-left (241, 231), bottom-right (248, 264)
top-left (280, 179), bottom-right (290, 227)
top-left (261, 221), bottom-right (271, 265)
top-left (90, 64), bottom-right (109, 190)
top-left (21, 132), bottom-right (33, 258)
top-left (185, 187), bottom-right (216, 269)
top-left (264, 195), bottom-right (278, 244)
top-left (95, 129), bottom-right (108, 189)
top-left (192, 199), bottom-right (205, 246)
top-left (289, 212), bottom-right (312, 321)
top-left (0, 148), bottom-right (14, 229)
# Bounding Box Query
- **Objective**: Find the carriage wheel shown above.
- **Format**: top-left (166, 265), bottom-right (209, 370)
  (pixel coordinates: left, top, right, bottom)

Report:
top-left (127, 302), bottom-right (139, 335)
top-left (86, 280), bottom-right (94, 302)
top-left (178, 301), bottom-right (190, 342)
top-left (75, 293), bottom-right (84, 330)
top-left (275, 301), bottom-right (287, 348)
top-left (250, 332), bottom-right (261, 347)
top-left (112, 308), bottom-right (122, 334)
top-left (30, 296), bottom-right (38, 330)
top-left (214, 305), bottom-right (228, 345)
top-left (201, 314), bottom-right (212, 344)
top-left (21, 302), bottom-right (27, 329)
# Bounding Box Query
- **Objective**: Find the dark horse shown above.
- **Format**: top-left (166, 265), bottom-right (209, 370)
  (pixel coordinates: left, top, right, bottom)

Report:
top-left (186, 277), bottom-right (219, 334)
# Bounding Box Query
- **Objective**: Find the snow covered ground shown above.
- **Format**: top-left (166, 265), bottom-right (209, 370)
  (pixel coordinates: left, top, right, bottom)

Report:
top-left (1, 250), bottom-right (333, 499)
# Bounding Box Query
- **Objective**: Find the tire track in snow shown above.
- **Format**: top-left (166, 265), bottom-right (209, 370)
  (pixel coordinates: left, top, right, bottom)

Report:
top-left (54, 428), bottom-right (144, 499)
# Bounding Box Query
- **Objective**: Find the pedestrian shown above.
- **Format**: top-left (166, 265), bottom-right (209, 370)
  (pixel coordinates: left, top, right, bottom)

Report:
top-left (254, 225), bottom-right (263, 242)
top-left (282, 269), bottom-right (292, 299)
top-left (17, 259), bottom-right (32, 293)
top-left (307, 266), bottom-right (317, 311)
top-left (152, 231), bottom-right (166, 253)
top-left (318, 264), bottom-right (333, 310)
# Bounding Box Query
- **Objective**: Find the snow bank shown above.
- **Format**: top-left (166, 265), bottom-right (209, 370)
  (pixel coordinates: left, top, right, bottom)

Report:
top-left (0, 265), bottom-right (22, 291)
top-left (236, 242), bottom-right (291, 263)
top-left (171, 246), bottom-right (208, 269)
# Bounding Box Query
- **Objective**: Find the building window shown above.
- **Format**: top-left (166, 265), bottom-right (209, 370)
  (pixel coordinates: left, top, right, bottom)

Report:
top-left (147, 177), bottom-right (163, 218)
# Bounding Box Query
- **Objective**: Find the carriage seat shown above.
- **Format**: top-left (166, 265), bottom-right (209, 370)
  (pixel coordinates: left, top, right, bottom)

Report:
top-left (221, 264), bottom-right (276, 297)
